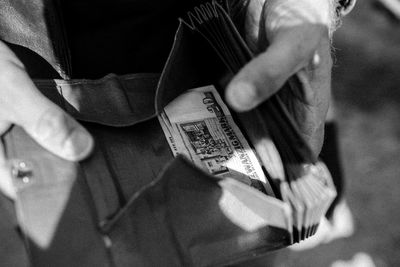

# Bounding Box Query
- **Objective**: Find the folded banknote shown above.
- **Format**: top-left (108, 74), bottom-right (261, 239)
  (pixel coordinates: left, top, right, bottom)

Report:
top-left (158, 84), bottom-right (336, 243)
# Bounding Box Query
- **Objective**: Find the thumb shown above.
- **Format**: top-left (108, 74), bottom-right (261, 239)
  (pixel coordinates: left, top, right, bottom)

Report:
top-left (23, 104), bottom-right (94, 161)
top-left (0, 122), bottom-right (16, 199)
top-left (10, 77), bottom-right (94, 162)
top-left (225, 25), bottom-right (324, 111)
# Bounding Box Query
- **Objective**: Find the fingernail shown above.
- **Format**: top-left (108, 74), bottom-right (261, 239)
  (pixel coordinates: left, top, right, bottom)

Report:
top-left (63, 129), bottom-right (94, 161)
top-left (227, 82), bottom-right (258, 111)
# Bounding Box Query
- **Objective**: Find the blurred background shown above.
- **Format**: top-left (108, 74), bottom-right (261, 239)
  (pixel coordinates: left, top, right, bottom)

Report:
top-left (272, 0), bottom-right (400, 266)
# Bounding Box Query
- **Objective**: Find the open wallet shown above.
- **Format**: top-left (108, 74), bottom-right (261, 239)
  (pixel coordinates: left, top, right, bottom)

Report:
top-left (0, 1), bottom-right (336, 267)
top-left (160, 0), bottom-right (337, 246)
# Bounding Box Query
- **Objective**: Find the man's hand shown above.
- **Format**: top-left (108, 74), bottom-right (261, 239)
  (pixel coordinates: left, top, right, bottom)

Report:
top-left (0, 41), bottom-right (94, 199)
top-left (226, 0), bottom-right (337, 154)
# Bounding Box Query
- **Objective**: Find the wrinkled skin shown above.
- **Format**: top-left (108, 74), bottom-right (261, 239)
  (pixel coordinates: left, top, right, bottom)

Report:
top-left (0, 0), bottom-right (355, 199)
top-left (226, 0), bottom-right (336, 154)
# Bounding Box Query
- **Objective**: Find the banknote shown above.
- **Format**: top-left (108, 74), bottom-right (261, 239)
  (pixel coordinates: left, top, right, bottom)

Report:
top-left (158, 85), bottom-right (275, 196)
top-left (158, 84), bottom-right (336, 242)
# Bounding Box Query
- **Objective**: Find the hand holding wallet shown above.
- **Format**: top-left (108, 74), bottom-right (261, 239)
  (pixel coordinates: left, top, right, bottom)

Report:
top-left (169, 0), bottom-right (337, 243)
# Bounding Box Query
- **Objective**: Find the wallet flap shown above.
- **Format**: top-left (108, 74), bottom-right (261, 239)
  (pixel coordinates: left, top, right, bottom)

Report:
top-left (102, 156), bottom-right (292, 267)
top-left (34, 73), bottom-right (160, 127)
top-left (155, 20), bottom-right (227, 114)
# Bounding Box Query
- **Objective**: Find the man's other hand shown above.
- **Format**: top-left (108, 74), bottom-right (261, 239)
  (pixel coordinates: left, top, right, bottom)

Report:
top-left (0, 41), bottom-right (93, 199)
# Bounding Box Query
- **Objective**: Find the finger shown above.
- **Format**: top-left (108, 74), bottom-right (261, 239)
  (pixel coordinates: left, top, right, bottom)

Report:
top-left (0, 121), bottom-right (10, 135)
top-left (23, 105), bottom-right (94, 161)
top-left (0, 137), bottom-right (16, 200)
top-left (6, 71), bottom-right (94, 162)
top-left (226, 25), bottom-right (326, 112)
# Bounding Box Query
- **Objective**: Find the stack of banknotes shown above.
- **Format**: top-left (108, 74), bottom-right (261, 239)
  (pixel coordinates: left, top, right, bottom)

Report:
top-left (159, 85), bottom-right (336, 243)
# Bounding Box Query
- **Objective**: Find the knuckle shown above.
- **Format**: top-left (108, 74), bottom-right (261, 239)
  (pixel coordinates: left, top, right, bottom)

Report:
top-left (35, 108), bottom-right (74, 138)
top-left (0, 60), bottom-right (25, 83)
top-left (45, 109), bottom-right (70, 128)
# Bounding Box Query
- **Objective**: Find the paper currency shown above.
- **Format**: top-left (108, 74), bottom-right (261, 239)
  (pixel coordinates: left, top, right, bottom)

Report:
top-left (158, 84), bottom-right (337, 243)
top-left (283, 162), bottom-right (337, 241)
top-left (159, 85), bottom-right (275, 196)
